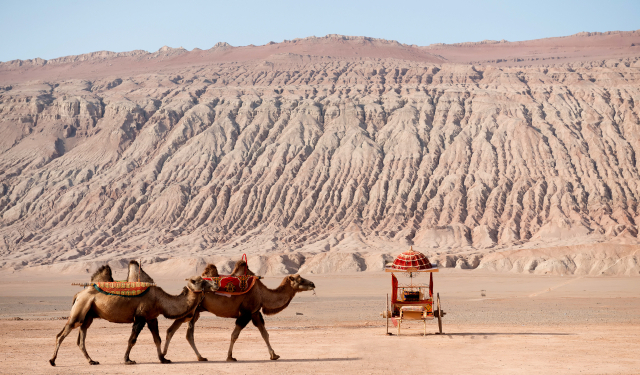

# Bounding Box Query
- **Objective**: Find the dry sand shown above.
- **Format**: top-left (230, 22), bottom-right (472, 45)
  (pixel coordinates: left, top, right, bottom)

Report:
top-left (1, 270), bottom-right (638, 374)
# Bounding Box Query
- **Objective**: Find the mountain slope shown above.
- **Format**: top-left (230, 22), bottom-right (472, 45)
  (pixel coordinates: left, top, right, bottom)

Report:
top-left (1, 33), bottom-right (640, 275)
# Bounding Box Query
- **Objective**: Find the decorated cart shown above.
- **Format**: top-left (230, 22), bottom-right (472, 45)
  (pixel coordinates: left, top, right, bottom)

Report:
top-left (382, 247), bottom-right (445, 335)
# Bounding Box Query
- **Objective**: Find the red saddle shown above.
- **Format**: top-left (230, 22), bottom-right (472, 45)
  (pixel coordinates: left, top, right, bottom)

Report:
top-left (203, 275), bottom-right (257, 295)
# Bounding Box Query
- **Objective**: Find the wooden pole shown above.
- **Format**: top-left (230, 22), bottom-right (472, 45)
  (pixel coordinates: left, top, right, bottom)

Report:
top-left (386, 293), bottom-right (389, 335)
top-left (138, 258), bottom-right (141, 282)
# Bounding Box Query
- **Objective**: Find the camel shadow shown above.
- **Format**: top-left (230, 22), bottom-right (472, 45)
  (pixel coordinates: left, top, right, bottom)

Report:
top-left (386, 332), bottom-right (574, 338)
top-left (443, 332), bottom-right (574, 337)
top-left (175, 357), bottom-right (361, 364)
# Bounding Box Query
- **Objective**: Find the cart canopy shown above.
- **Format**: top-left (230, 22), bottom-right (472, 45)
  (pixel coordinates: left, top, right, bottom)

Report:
top-left (387, 247), bottom-right (434, 272)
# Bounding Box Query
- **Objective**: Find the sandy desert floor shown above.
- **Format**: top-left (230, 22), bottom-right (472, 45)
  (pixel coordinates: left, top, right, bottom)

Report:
top-left (0, 269), bottom-right (639, 375)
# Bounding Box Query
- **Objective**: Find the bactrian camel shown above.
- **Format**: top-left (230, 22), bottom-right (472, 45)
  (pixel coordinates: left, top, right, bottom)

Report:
top-left (50, 276), bottom-right (218, 366)
top-left (163, 264), bottom-right (315, 362)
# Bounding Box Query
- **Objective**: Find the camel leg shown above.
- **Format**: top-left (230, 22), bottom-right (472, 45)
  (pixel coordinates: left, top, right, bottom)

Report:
top-left (49, 322), bottom-right (76, 366)
top-left (163, 315), bottom-right (187, 357)
top-left (185, 311), bottom-right (208, 361)
top-left (77, 314), bottom-right (99, 365)
top-left (50, 298), bottom-right (91, 366)
top-left (252, 312), bottom-right (279, 360)
top-left (124, 317), bottom-right (146, 365)
top-left (147, 318), bottom-right (170, 364)
top-left (227, 313), bottom-right (251, 362)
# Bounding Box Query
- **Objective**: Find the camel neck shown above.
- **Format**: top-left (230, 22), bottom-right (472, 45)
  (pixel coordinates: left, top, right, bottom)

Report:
top-left (260, 278), bottom-right (297, 315)
top-left (156, 287), bottom-right (202, 319)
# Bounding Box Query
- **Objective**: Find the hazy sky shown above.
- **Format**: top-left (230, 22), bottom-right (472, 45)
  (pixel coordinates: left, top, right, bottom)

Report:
top-left (1, 0), bottom-right (639, 62)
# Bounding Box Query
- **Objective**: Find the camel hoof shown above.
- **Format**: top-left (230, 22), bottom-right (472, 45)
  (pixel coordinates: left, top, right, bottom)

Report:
top-left (161, 358), bottom-right (172, 364)
top-left (226, 357), bottom-right (237, 362)
top-left (125, 360), bottom-right (137, 365)
top-left (270, 354), bottom-right (280, 360)
top-left (89, 360), bottom-right (99, 365)
top-left (198, 357), bottom-right (208, 362)
top-left (49, 359), bottom-right (56, 367)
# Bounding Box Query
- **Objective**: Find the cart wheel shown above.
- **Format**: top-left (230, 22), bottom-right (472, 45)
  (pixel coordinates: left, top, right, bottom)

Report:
top-left (436, 293), bottom-right (443, 334)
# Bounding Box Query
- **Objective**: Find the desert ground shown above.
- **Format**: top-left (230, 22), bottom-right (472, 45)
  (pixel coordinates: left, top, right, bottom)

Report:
top-left (0, 269), bottom-right (638, 375)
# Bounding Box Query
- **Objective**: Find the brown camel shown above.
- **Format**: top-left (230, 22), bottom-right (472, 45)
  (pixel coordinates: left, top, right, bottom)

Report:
top-left (50, 276), bottom-right (218, 366)
top-left (163, 270), bottom-right (315, 362)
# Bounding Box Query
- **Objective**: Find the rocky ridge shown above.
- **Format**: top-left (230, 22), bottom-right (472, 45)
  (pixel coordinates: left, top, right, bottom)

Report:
top-left (1, 34), bottom-right (640, 276)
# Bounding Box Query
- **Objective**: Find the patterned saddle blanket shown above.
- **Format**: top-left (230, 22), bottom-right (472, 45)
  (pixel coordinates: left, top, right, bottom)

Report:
top-left (93, 282), bottom-right (155, 297)
top-left (203, 275), bottom-right (257, 295)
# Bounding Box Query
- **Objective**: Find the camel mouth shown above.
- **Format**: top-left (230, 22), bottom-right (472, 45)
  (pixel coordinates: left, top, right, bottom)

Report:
top-left (205, 281), bottom-right (219, 292)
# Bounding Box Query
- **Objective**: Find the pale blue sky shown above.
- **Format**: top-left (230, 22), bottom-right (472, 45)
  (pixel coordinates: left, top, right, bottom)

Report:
top-left (1, 0), bottom-right (639, 62)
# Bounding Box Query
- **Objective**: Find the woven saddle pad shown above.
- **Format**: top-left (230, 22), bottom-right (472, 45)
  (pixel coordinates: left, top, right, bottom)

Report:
top-left (93, 282), bottom-right (155, 297)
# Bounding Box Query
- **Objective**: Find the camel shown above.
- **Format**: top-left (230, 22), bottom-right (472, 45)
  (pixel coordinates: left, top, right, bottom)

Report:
top-left (50, 276), bottom-right (218, 366)
top-left (75, 261), bottom-right (153, 344)
top-left (163, 268), bottom-right (315, 362)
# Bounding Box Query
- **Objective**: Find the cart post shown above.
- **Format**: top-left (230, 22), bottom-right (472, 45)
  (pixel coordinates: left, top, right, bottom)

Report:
top-left (386, 293), bottom-right (389, 335)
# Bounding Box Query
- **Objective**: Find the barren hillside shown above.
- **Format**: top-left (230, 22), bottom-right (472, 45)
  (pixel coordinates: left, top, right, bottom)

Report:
top-left (1, 32), bottom-right (640, 276)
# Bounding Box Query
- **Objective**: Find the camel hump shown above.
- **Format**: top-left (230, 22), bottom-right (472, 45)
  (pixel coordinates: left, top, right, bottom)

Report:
top-left (202, 264), bottom-right (219, 277)
top-left (127, 260), bottom-right (155, 283)
top-left (91, 265), bottom-right (114, 282)
top-left (230, 260), bottom-right (255, 276)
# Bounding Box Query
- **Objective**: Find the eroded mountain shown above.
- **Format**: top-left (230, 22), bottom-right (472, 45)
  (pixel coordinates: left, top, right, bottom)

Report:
top-left (1, 34), bottom-right (640, 275)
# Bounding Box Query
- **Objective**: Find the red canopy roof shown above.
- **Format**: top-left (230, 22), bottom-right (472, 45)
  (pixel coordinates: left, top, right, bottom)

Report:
top-left (389, 247), bottom-right (433, 271)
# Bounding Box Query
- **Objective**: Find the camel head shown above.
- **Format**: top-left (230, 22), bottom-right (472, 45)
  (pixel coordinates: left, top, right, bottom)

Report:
top-left (286, 274), bottom-right (315, 292)
top-left (186, 276), bottom-right (219, 293)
